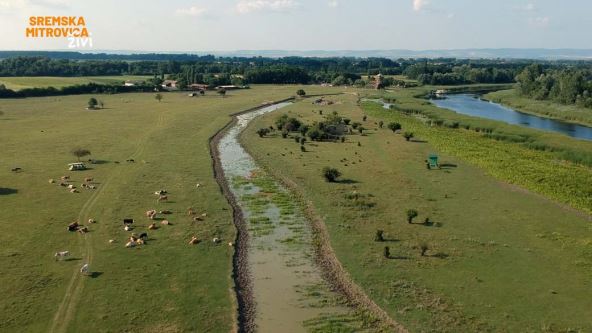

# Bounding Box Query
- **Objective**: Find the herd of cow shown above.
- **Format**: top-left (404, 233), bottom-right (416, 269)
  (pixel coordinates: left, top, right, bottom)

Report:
top-left (54, 182), bottom-right (232, 276)
top-left (49, 175), bottom-right (96, 193)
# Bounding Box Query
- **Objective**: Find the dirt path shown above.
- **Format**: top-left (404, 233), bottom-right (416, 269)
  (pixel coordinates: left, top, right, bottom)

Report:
top-left (48, 111), bottom-right (166, 333)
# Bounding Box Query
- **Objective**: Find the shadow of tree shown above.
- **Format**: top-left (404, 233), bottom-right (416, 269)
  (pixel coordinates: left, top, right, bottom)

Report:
top-left (0, 188), bottom-right (18, 195)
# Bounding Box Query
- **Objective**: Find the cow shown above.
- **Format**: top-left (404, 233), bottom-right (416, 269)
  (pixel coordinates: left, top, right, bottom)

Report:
top-left (154, 190), bottom-right (167, 195)
top-left (188, 236), bottom-right (199, 245)
top-left (196, 183), bottom-right (201, 188)
top-left (124, 225), bottom-right (132, 231)
top-left (145, 210), bottom-right (157, 219)
top-left (61, 175), bottom-right (70, 181)
top-left (49, 179), bottom-right (55, 184)
top-left (88, 185), bottom-right (97, 190)
top-left (159, 210), bottom-right (172, 214)
top-left (139, 232), bottom-right (148, 240)
top-left (126, 159), bottom-right (135, 163)
top-left (80, 264), bottom-right (90, 275)
top-left (11, 167), bottom-right (22, 173)
top-left (193, 216), bottom-right (203, 222)
top-left (81, 183), bottom-right (88, 189)
top-left (212, 237), bottom-right (220, 244)
top-left (187, 208), bottom-right (195, 216)
top-left (59, 182), bottom-right (68, 187)
top-left (68, 222), bottom-right (79, 232)
top-left (67, 185), bottom-right (76, 189)
top-left (70, 189), bottom-right (78, 193)
top-left (78, 226), bottom-right (89, 234)
top-left (157, 195), bottom-right (168, 202)
top-left (148, 223), bottom-right (157, 230)
top-left (88, 218), bottom-right (95, 224)
top-left (160, 220), bottom-right (170, 225)
top-left (54, 251), bottom-right (70, 261)
top-left (125, 241), bottom-right (136, 248)
top-left (84, 177), bottom-right (93, 183)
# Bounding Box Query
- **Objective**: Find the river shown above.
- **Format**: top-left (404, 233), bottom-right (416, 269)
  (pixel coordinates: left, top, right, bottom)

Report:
top-left (430, 94), bottom-right (592, 141)
top-left (216, 103), bottom-right (359, 332)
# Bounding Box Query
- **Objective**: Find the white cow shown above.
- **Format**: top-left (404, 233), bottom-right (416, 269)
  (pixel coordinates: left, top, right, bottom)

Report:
top-left (80, 263), bottom-right (90, 275)
top-left (54, 251), bottom-right (70, 261)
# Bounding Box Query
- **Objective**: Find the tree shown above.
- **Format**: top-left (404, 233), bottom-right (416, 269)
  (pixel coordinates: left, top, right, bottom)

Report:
top-left (256, 128), bottom-right (270, 137)
top-left (322, 167), bottom-right (341, 182)
top-left (98, 100), bottom-right (104, 109)
top-left (296, 89), bottom-right (306, 97)
top-left (217, 88), bottom-right (226, 98)
top-left (406, 209), bottom-right (418, 224)
top-left (419, 241), bottom-right (429, 256)
top-left (155, 93), bottom-right (163, 102)
top-left (403, 131), bottom-right (414, 141)
top-left (375, 230), bottom-right (384, 242)
top-left (378, 120), bottom-right (384, 128)
top-left (387, 122), bottom-right (401, 132)
top-left (362, 115), bottom-right (367, 121)
top-left (383, 246), bottom-right (390, 258)
top-left (343, 118), bottom-right (351, 125)
top-left (71, 147), bottom-right (91, 162)
top-left (87, 97), bottom-right (98, 109)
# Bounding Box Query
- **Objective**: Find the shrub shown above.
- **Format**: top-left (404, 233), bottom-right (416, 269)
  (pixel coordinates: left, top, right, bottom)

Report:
top-left (388, 122), bottom-right (402, 132)
top-left (384, 246), bottom-right (390, 258)
top-left (351, 122), bottom-right (361, 129)
top-left (257, 128), bottom-right (270, 137)
top-left (340, 136), bottom-right (345, 143)
top-left (299, 137), bottom-right (306, 145)
top-left (406, 209), bottom-right (418, 223)
top-left (300, 145), bottom-right (306, 152)
top-left (281, 130), bottom-right (289, 138)
top-left (343, 118), bottom-right (351, 125)
top-left (358, 126), bottom-right (364, 135)
top-left (403, 131), bottom-right (414, 141)
top-left (296, 89), bottom-right (306, 97)
top-left (87, 97), bottom-right (98, 109)
top-left (294, 136), bottom-right (301, 143)
top-left (71, 147), bottom-right (91, 161)
top-left (322, 167), bottom-right (341, 182)
top-left (419, 241), bottom-right (429, 256)
top-left (375, 230), bottom-right (384, 242)
top-left (378, 120), bottom-right (384, 128)
top-left (363, 115), bottom-right (367, 121)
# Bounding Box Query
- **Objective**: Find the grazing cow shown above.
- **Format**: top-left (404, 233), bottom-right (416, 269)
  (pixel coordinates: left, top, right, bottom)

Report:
top-left (159, 210), bottom-right (172, 214)
top-left (136, 238), bottom-right (145, 245)
top-left (61, 175), bottom-right (70, 181)
top-left (88, 218), bottom-right (95, 224)
top-left (145, 210), bottom-right (157, 219)
top-left (54, 251), bottom-right (70, 261)
top-left (187, 208), bottom-right (195, 216)
top-left (49, 179), bottom-right (55, 184)
top-left (80, 264), bottom-right (90, 275)
top-left (189, 236), bottom-right (199, 245)
top-left (139, 232), bottom-right (148, 240)
top-left (11, 167), bottom-right (22, 172)
top-left (68, 222), bottom-right (79, 232)
top-left (78, 226), bottom-right (89, 234)
top-left (124, 225), bottom-right (132, 231)
top-left (81, 183), bottom-right (88, 189)
top-left (123, 218), bottom-right (134, 225)
top-left (212, 237), bottom-right (220, 244)
top-left (108, 239), bottom-right (116, 243)
top-left (228, 242), bottom-right (233, 247)
top-left (59, 182), bottom-right (68, 187)
top-left (125, 241), bottom-right (136, 248)
top-left (126, 159), bottom-right (135, 163)
top-left (67, 185), bottom-right (76, 189)
top-left (70, 189), bottom-right (78, 193)
top-left (84, 177), bottom-right (93, 183)
top-left (88, 185), bottom-right (97, 190)
top-left (148, 223), bottom-right (157, 230)
top-left (157, 195), bottom-right (168, 202)
top-left (196, 183), bottom-right (201, 188)
top-left (201, 213), bottom-right (207, 217)
top-left (161, 220), bottom-right (170, 225)
top-left (154, 190), bottom-right (167, 195)
top-left (193, 216), bottom-right (203, 222)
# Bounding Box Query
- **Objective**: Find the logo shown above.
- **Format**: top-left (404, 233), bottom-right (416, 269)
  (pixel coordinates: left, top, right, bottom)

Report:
top-left (26, 16), bottom-right (93, 49)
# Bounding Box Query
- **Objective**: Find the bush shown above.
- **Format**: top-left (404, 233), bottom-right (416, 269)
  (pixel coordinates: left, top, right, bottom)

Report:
top-left (351, 122), bottom-right (361, 129)
top-left (375, 230), bottom-right (384, 242)
top-left (281, 130), bottom-right (289, 138)
top-left (384, 246), bottom-right (390, 258)
top-left (343, 118), bottom-right (351, 125)
top-left (362, 115), bottom-right (367, 121)
top-left (294, 136), bottom-right (301, 143)
top-left (406, 209), bottom-right (418, 223)
top-left (378, 120), bottom-right (384, 128)
top-left (403, 131), bottom-right (414, 141)
top-left (340, 136), bottom-right (345, 143)
top-left (358, 126), bottom-right (364, 135)
top-left (257, 128), bottom-right (270, 137)
top-left (419, 241), bottom-right (430, 256)
top-left (296, 89), bottom-right (306, 97)
top-left (322, 167), bottom-right (342, 182)
top-left (300, 145), bottom-right (306, 152)
top-left (299, 137), bottom-right (306, 145)
top-left (388, 122), bottom-right (402, 132)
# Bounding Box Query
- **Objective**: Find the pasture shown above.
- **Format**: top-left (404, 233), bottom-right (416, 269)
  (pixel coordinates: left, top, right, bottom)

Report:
top-left (0, 85), bottom-right (339, 333)
top-left (0, 75), bottom-right (152, 90)
top-left (242, 92), bottom-right (592, 332)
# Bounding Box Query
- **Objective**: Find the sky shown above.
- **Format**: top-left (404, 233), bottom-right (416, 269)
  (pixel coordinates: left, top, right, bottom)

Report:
top-left (0, 0), bottom-right (590, 51)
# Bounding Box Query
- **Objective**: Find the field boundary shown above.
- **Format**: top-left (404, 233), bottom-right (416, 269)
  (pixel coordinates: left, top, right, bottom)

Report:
top-left (208, 97), bottom-right (295, 333)
top-left (239, 97), bottom-right (408, 333)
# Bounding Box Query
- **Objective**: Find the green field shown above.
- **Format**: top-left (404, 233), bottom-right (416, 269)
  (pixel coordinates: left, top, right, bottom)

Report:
top-left (485, 89), bottom-right (592, 127)
top-left (0, 76), bottom-right (152, 90)
top-left (0, 85), bottom-right (342, 333)
top-left (242, 92), bottom-right (592, 331)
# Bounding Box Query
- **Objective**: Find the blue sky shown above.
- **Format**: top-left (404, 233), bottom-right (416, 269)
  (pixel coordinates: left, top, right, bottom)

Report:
top-left (0, 0), bottom-right (590, 51)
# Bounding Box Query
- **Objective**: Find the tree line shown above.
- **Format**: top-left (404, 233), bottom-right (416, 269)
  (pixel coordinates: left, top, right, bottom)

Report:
top-left (516, 64), bottom-right (592, 108)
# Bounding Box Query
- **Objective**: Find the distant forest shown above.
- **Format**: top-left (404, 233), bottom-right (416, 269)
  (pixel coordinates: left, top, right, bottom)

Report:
top-left (0, 51), bottom-right (591, 108)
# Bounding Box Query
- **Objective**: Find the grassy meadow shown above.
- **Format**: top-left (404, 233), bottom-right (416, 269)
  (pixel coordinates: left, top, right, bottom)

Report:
top-left (485, 89), bottom-right (592, 127)
top-left (0, 76), bottom-right (152, 90)
top-left (0, 85), bottom-right (341, 333)
top-left (242, 92), bottom-right (592, 332)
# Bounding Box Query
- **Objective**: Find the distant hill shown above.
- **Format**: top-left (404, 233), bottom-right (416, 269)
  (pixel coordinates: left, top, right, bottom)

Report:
top-left (1, 49), bottom-right (592, 60)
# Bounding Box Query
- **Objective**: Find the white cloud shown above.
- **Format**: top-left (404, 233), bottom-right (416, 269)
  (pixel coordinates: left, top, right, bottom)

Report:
top-left (528, 16), bottom-right (549, 27)
top-left (328, 0), bottom-right (338, 8)
top-left (525, 3), bottom-right (535, 11)
top-left (413, 0), bottom-right (428, 11)
top-left (236, 0), bottom-right (299, 14)
top-left (176, 6), bottom-right (207, 16)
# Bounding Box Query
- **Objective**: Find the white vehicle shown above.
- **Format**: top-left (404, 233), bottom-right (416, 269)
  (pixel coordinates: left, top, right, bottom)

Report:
top-left (68, 162), bottom-right (87, 171)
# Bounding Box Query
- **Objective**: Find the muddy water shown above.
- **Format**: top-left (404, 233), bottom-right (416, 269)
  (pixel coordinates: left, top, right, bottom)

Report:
top-left (217, 103), bottom-right (354, 332)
